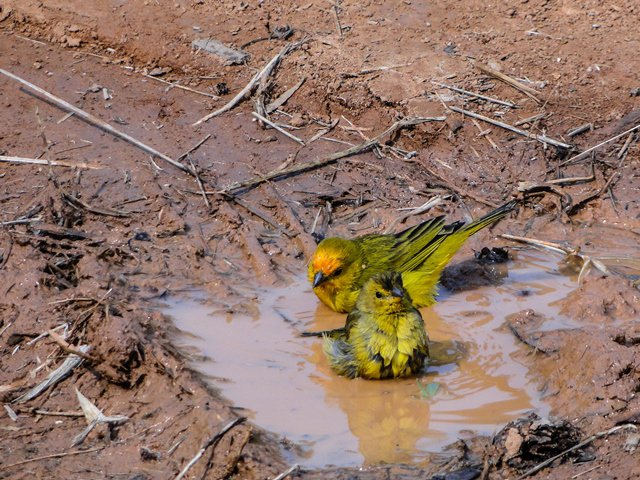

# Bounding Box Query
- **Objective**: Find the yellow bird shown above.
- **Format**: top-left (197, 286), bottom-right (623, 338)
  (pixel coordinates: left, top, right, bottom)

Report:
top-left (320, 271), bottom-right (429, 379)
top-left (308, 200), bottom-right (517, 313)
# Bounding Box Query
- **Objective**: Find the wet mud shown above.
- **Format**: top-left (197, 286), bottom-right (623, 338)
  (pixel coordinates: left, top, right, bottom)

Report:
top-left (1, 1), bottom-right (640, 479)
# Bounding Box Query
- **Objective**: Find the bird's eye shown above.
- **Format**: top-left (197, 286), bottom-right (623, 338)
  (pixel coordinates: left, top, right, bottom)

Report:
top-left (334, 267), bottom-right (343, 276)
top-left (375, 291), bottom-right (383, 299)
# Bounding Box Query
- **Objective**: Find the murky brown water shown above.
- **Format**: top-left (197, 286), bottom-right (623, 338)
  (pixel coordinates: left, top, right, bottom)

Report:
top-left (168, 250), bottom-right (579, 467)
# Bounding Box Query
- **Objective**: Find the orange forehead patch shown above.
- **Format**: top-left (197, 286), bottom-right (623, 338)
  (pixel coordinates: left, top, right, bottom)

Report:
top-left (311, 251), bottom-right (342, 275)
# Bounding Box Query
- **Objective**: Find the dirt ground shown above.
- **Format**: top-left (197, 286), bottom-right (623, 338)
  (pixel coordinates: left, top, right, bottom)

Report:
top-left (1, 1), bottom-right (640, 479)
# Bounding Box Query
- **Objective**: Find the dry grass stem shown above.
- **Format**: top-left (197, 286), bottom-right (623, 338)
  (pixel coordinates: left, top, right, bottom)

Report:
top-left (449, 106), bottom-right (572, 150)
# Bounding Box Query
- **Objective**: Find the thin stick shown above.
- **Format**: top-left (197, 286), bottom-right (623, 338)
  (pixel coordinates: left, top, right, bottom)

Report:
top-left (558, 123), bottom-right (640, 167)
top-left (221, 116), bottom-right (445, 194)
top-left (173, 418), bottom-right (245, 480)
top-left (272, 464), bottom-right (300, 480)
top-left (0, 68), bottom-right (194, 176)
top-left (617, 132), bottom-right (635, 159)
top-left (333, 3), bottom-right (343, 38)
top-left (0, 446), bottom-right (104, 471)
top-left (571, 465), bottom-right (601, 479)
top-left (188, 158), bottom-right (212, 210)
top-left (0, 231), bottom-right (13, 270)
top-left (448, 106), bottom-right (572, 150)
top-left (385, 196), bottom-right (443, 234)
top-left (418, 161), bottom-right (499, 208)
top-left (341, 63), bottom-right (410, 78)
top-left (0, 321), bottom-right (11, 338)
top-left (471, 118), bottom-right (500, 151)
top-left (566, 123), bottom-right (592, 138)
top-left (432, 81), bottom-right (517, 108)
top-left (52, 142), bottom-right (92, 155)
top-left (514, 113), bottom-right (549, 127)
top-left (62, 193), bottom-right (131, 218)
top-left (516, 424), bottom-right (636, 479)
top-left (0, 155), bottom-right (99, 169)
top-left (34, 409), bottom-right (85, 418)
top-left (0, 217), bottom-right (43, 227)
top-left (474, 62), bottom-right (543, 104)
top-left (47, 330), bottom-right (97, 362)
top-left (176, 134), bottom-right (212, 162)
top-left (193, 41), bottom-right (304, 125)
top-left (252, 112), bottom-right (305, 145)
top-left (547, 171), bottom-right (595, 186)
top-left (15, 34), bottom-right (47, 46)
top-left (143, 74), bottom-right (220, 99)
top-left (228, 196), bottom-right (295, 237)
top-left (565, 171), bottom-right (619, 216)
top-left (499, 234), bottom-right (570, 255)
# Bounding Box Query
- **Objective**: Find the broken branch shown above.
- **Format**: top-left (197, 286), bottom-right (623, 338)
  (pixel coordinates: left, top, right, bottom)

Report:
top-left (193, 40), bottom-right (306, 125)
top-left (221, 116), bottom-right (445, 194)
top-left (448, 106), bottom-right (572, 150)
top-left (432, 81), bottom-right (517, 108)
top-left (474, 62), bottom-right (543, 104)
top-left (0, 155), bottom-right (100, 169)
top-left (0, 68), bottom-right (194, 176)
top-left (558, 123), bottom-right (640, 167)
top-left (173, 417), bottom-right (245, 480)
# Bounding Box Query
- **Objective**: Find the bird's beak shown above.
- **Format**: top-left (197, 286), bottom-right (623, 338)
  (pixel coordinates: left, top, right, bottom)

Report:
top-left (313, 271), bottom-right (327, 288)
top-left (391, 286), bottom-right (404, 298)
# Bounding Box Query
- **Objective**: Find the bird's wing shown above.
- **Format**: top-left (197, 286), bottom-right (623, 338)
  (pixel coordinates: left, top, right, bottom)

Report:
top-left (391, 216), bottom-right (458, 272)
top-left (410, 200), bottom-right (517, 278)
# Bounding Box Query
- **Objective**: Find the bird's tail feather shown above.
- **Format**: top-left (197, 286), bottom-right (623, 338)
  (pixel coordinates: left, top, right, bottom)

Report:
top-left (460, 199), bottom-right (518, 236)
top-left (403, 200), bottom-right (518, 308)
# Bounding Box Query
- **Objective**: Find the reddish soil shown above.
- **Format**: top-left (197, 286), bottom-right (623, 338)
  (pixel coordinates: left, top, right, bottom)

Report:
top-left (1, 1), bottom-right (640, 479)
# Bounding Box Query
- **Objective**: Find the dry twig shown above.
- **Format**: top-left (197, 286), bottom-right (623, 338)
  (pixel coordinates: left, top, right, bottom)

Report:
top-left (188, 158), bottom-right (212, 210)
top-left (566, 123), bottom-right (592, 138)
top-left (341, 63), bottom-right (410, 78)
top-left (0, 446), bottom-right (104, 471)
top-left (559, 123), bottom-right (640, 167)
top-left (0, 230), bottom-right (13, 270)
top-left (0, 68), bottom-right (194, 175)
top-left (272, 464), bottom-right (300, 480)
top-left (0, 155), bottom-right (99, 169)
top-left (176, 134), bottom-right (212, 162)
top-left (332, 2), bottom-right (343, 37)
top-left (516, 424), bottom-right (637, 479)
top-left (193, 40), bottom-right (305, 125)
top-left (417, 160), bottom-right (499, 208)
top-left (474, 62), bottom-right (543, 104)
top-left (62, 193), bottom-right (131, 218)
top-left (173, 418), bottom-right (245, 480)
top-left (220, 116), bottom-right (445, 194)
top-left (432, 81), bottom-right (517, 108)
top-left (252, 111), bottom-right (306, 145)
top-left (385, 196), bottom-right (444, 234)
top-left (143, 74), bottom-right (220, 99)
top-left (565, 172), bottom-right (619, 216)
top-left (514, 113), bottom-right (549, 127)
top-left (448, 106), bottom-right (572, 150)
top-left (499, 234), bottom-right (615, 283)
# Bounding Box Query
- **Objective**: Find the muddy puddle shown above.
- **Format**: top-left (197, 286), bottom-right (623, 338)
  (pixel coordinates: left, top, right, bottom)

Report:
top-left (167, 249), bottom-right (582, 468)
